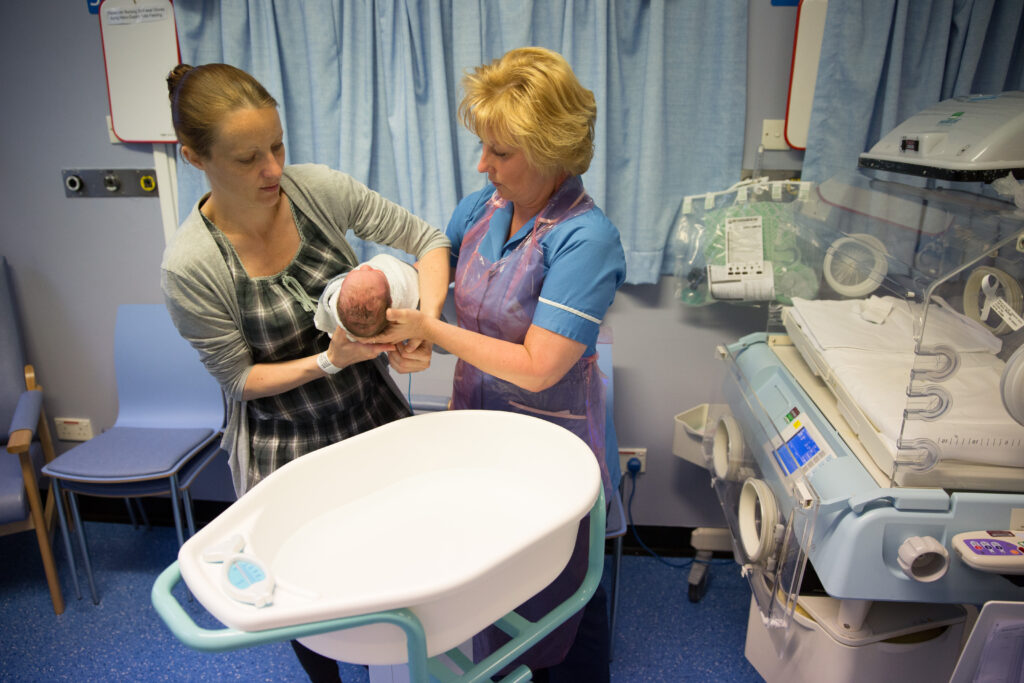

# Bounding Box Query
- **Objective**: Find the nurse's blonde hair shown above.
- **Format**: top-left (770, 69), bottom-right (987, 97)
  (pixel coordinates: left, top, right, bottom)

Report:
top-left (458, 47), bottom-right (597, 178)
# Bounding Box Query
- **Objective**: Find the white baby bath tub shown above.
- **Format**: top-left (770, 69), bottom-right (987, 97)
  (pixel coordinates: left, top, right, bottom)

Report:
top-left (162, 410), bottom-right (601, 667)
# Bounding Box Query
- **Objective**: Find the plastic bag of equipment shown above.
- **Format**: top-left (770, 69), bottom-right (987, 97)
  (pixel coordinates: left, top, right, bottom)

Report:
top-left (672, 179), bottom-right (824, 306)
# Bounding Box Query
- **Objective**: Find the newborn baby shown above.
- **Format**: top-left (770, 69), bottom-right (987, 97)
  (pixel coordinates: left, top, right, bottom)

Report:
top-left (314, 253), bottom-right (419, 340)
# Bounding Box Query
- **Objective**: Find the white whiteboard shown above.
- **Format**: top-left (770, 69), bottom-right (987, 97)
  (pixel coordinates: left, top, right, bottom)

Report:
top-left (785, 0), bottom-right (828, 150)
top-left (99, 0), bottom-right (180, 143)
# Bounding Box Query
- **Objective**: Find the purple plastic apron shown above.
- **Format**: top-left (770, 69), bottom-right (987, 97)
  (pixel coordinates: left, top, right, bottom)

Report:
top-left (454, 176), bottom-right (611, 671)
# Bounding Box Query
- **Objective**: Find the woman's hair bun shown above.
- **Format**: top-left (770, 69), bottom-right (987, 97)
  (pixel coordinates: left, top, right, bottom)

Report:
top-left (166, 63), bottom-right (193, 100)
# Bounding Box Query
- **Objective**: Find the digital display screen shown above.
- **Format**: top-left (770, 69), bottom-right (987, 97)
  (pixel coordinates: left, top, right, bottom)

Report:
top-left (773, 426), bottom-right (820, 475)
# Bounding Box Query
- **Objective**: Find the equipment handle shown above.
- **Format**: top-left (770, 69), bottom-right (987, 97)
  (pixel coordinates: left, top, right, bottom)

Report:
top-left (151, 562), bottom-right (287, 651)
top-left (150, 562), bottom-right (430, 680)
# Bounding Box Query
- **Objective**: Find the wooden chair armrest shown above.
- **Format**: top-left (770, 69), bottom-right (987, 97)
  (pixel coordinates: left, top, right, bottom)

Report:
top-left (7, 428), bottom-right (31, 454)
top-left (24, 364), bottom-right (38, 391)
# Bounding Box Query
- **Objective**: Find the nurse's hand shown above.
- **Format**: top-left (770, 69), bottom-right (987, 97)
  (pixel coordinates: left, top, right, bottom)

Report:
top-left (387, 338), bottom-right (432, 374)
top-left (368, 309), bottom-right (435, 373)
top-left (368, 308), bottom-right (426, 346)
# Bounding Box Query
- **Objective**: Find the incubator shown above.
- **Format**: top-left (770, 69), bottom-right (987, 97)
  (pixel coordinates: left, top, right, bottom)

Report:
top-left (675, 92), bottom-right (1024, 682)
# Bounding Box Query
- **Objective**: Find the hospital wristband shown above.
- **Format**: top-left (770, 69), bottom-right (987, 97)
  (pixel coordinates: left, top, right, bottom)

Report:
top-left (316, 351), bottom-right (342, 375)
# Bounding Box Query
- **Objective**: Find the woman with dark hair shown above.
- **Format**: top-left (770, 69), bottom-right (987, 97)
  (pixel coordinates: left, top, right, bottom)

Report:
top-left (162, 62), bottom-right (450, 683)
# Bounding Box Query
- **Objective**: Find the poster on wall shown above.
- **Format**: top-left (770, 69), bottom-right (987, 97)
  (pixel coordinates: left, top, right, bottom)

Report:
top-left (99, 0), bottom-right (180, 143)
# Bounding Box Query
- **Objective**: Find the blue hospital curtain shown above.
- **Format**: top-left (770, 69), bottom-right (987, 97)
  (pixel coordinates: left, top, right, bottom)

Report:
top-left (802, 0), bottom-right (1024, 184)
top-left (171, 1), bottom-right (748, 284)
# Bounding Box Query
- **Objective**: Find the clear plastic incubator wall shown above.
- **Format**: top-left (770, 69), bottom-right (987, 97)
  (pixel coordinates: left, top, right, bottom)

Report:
top-left (673, 129), bottom-right (1024, 678)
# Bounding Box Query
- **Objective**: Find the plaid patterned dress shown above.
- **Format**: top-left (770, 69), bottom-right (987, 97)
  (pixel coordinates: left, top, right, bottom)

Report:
top-left (204, 204), bottom-right (411, 487)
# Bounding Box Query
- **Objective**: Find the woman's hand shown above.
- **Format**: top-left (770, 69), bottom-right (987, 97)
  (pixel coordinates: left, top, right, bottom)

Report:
top-left (327, 326), bottom-right (395, 366)
top-left (241, 330), bottom-right (396, 400)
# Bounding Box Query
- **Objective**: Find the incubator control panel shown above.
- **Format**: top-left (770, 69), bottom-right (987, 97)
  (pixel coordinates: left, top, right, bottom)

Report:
top-left (952, 530), bottom-right (1024, 575)
top-left (770, 408), bottom-right (834, 477)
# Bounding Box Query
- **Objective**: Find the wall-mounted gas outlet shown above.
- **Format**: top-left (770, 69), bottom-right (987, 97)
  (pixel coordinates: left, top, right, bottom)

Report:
top-left (54, 417), bottom-right (94, 442)
top-left (62, 168), bottom-right (158, 198)
top-left (619, 447), bottom-right (647, 474)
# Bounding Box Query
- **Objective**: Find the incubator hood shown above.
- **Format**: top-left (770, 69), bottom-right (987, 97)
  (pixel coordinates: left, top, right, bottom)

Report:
top-left (782, 170), bottom-right (1024, 484)
top-left (858, 91), bottom-right (1024, 182)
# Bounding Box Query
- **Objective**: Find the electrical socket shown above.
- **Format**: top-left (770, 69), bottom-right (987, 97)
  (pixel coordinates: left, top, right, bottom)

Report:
top-left (619, 447), bottom-right (647, 474)
top-left (54, 417), bottom-right (94, 441)
top-left (761, 118), bottom-right (789, 150)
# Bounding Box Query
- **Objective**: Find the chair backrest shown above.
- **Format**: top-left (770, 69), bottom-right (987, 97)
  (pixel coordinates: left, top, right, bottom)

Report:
top-left (0, 257), bottom-right (29, 433)
top-left (113, 304), bottom-right (225, 430)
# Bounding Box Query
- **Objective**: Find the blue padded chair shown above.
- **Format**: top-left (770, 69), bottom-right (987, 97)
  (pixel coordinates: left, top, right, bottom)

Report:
top-left (0, 256), bottom-right (64, 614)
top-left (42, 304), bottom-right (225, 604)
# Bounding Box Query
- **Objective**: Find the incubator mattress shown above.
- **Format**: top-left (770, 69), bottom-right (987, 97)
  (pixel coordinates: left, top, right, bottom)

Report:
top-left (176, 410), bottom-right (601, 665)
top-left (784, 297), bottom-right (1024, 489)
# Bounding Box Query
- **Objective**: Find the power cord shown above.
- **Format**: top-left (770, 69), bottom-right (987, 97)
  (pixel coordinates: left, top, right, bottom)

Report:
top-left (624, 457), bottom-right (733, 571)
top-left (625, 457), bottom-right (692, 569)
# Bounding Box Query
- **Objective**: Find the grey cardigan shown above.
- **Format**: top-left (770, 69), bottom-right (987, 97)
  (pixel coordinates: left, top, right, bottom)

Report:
top-left (161, 164), bottom-right (450, 495)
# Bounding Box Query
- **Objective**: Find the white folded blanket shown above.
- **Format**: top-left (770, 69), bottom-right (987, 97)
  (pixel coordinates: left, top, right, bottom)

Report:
top-left (788, 297), bottom-right (1024, 469)
top-left (791, 295), bottom-right (1000, 355)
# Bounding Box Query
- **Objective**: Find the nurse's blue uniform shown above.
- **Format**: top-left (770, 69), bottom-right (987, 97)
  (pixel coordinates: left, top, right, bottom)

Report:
top-left (446, 176), bottom-right (625, 677)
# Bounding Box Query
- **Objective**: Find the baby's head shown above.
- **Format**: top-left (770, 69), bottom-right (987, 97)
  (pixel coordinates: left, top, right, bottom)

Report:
top-left (336, 265), bottom-right (392, 338)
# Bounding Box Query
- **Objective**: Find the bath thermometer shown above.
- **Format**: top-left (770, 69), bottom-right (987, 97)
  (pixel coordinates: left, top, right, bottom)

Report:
top-left (222, 553), bottom-right (276, 607)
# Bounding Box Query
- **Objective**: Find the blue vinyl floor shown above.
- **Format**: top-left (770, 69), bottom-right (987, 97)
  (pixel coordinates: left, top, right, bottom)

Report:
top-left (0, 519), bottom-right (761, 682)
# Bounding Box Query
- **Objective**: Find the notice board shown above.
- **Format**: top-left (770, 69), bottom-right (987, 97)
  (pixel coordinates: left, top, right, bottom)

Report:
top-left (99, 0), bottom-right (181, 142)
top-left (785, 0), bottom-right (828, 150)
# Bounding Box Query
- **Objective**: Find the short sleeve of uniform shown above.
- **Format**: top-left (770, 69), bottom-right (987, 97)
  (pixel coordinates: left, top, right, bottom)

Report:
top-left (534, 209), bottom-right (626, 353)
top-left (445, 186), bottom-right (493, 268)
